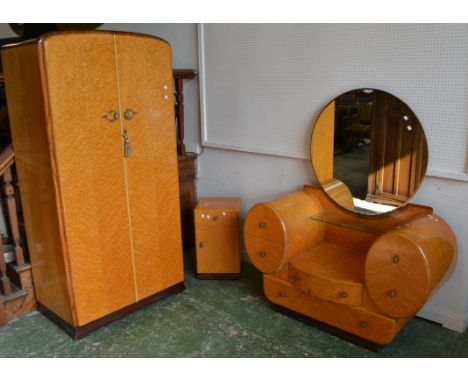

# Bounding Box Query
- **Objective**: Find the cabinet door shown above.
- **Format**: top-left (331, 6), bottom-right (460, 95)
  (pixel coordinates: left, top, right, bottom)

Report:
top-left (195, 225), bottom-right (241, 274)
top-left (115, 34), bottom-right (184, 300)
top-left (42, 33), bottom-right (136, 325)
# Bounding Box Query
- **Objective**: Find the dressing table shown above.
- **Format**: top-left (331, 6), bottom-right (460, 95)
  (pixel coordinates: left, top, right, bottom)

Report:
top-left (243, 89), bottom-right (457, 349)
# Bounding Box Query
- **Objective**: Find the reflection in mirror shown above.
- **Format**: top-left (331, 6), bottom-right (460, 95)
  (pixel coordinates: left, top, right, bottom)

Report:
top-left (311, 89), bottom-right (428, 215)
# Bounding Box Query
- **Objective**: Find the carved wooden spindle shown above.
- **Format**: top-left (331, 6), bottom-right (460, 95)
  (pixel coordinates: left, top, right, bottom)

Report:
top-left (0, 235), bottom-right (12, 296)
top-left (174, 77), bottom-right (186, 156)
top-left (1, 167), bottom-right (24, 266)
top-left (173, 69), bottom-right (197, 157)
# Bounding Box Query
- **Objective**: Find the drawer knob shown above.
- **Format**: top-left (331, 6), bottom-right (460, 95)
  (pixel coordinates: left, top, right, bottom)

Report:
top-left (388, 289), bottom-right (397, 298)
top-left (338, 291), bottom-right (348, 298)
top-left (259, 222), bottom-right (266, 229)
top-left (392, 255), bottom-right (400, 263)
top-left (259, 251), bottom-right (266, 258)
top-left (359, 321), bottom-right (368, 329)
top-left (292, 275), bottom-right (300, 283)
top-left (278, 291), bottom-right (286, 298)
top-left (212, 216), bottom-right (219, 221)
top-left (199, 241), bottom-right (205, 248)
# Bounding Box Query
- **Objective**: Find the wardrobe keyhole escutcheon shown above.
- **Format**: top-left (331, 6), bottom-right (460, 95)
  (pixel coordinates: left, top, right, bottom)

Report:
top-left (122, 128), bottom-right (132, 158)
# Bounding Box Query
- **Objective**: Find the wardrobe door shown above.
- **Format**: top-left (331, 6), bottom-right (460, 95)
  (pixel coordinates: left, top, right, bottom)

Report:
top-left (42, 33), bottom-right (136, 325)
top-left (115, 34), bottom-right (184, 300)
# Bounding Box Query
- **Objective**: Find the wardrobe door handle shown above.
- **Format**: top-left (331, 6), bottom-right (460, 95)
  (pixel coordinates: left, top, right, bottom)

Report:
top-left (124, 108), bottom-right (137, 120)
top-left (102, 110), bottom-right (119, 122)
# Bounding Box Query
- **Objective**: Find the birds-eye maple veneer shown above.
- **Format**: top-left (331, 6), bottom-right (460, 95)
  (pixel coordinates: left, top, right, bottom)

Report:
top-left (244, 186), bottom-right (456, 349)
top-left (1, 31), bottom-right (185, 338)
top-left (194, 198), bottom-right (241, 279)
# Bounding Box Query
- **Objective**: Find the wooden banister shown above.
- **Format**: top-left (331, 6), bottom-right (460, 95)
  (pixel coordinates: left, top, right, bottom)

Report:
top-left (0, 131), bottom-right (15, 298)
top-left (1, 167), bottom-right (24, 267)
top-left (0, 72), bottom-right (36, 325)
top-left (0, 145), bottom-right (14, 176)
top-left (0, 145), bottom-right (24, 267)
top-left (0, 235), bottom-right (12, 297)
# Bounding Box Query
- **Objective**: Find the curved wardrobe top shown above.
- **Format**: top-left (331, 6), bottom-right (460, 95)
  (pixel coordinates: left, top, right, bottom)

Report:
top-left (1, 30), bottom-right (171, 50)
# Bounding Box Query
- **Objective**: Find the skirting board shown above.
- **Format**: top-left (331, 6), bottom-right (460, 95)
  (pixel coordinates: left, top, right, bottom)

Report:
top-left (417, 307), bottom-right (468, 333)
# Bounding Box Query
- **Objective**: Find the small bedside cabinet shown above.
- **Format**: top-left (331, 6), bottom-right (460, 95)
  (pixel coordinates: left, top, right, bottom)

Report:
top-left (194, 198), bottom-right (241, 279)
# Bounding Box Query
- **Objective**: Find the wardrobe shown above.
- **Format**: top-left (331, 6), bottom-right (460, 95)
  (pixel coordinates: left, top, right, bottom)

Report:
top-left (1, 31), bottom-right (184, 338)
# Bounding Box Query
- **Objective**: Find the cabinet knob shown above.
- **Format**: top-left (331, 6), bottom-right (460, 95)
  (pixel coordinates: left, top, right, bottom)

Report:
top-left (259, 222), bottom-right (266, 229)
top-left (199, 241), bottom-right (205, 248)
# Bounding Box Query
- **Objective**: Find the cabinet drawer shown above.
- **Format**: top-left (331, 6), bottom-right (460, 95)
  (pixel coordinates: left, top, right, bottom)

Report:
top-left (194, 209), bottom-right (238, 227)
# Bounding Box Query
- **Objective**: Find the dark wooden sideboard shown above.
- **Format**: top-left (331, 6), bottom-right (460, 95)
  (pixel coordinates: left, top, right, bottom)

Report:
top-left (174, 69), bottom-right (198, 250)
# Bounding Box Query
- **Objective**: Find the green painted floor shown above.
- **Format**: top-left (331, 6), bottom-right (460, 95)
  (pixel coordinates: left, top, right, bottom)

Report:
top-left (1, 256), bottom-right (467, 357)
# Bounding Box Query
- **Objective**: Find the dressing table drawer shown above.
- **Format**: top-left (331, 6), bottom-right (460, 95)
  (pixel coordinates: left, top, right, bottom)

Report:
top-left (288, 267), bottom-right (363, 306)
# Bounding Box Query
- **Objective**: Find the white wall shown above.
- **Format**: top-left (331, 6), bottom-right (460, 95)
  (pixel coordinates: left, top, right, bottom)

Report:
top-left (1, 23), bottom-right (467, 332)
top-left (199, 24), bottom-right (468, 180)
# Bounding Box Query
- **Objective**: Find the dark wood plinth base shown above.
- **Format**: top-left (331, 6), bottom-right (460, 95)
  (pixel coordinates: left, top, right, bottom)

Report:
top-left (38, 282), bottom-right (185, 340)
top-left (270, 303), bottom-right (383, 352)
top-left (196, 273), bottom-right (241, 280)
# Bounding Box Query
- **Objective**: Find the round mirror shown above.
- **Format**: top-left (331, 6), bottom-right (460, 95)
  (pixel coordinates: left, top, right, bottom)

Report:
top-left (310, 88), bottom-right (428, 215)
